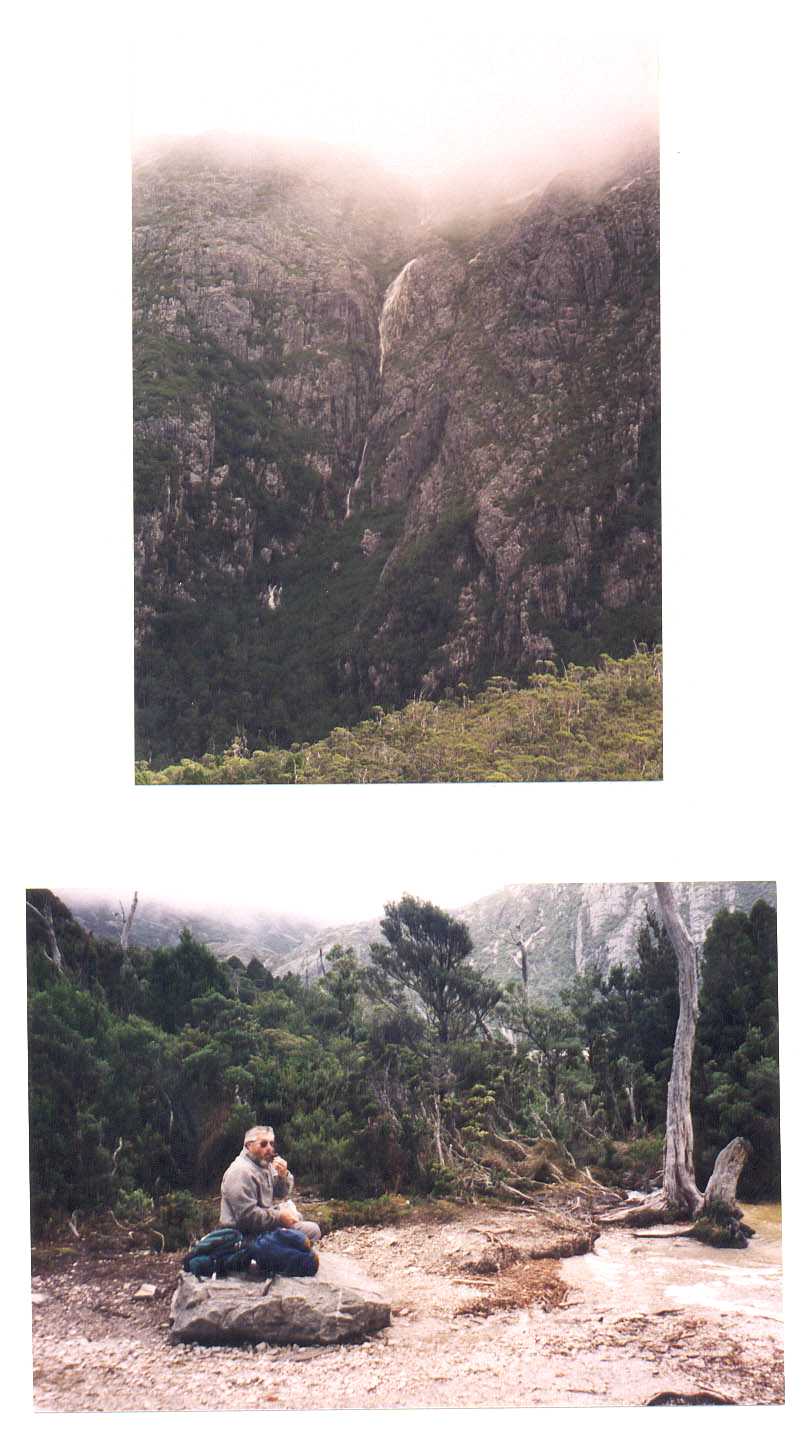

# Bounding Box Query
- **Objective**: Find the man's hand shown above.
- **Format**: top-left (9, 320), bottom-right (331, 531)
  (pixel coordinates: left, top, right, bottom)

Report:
top-left (276, 1204), bottom-right (299, 1228)
top-left (273, 1156), bottom-right (289, 1179)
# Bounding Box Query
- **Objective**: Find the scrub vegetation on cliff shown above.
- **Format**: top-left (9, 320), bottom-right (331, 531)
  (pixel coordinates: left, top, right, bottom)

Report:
top-left (133, 134), bottom-right (660, 772)
top-left (134, 649), bottom-right (661, 784)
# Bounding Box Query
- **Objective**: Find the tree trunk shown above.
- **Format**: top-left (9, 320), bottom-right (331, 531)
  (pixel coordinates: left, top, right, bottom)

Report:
top-left (600, 883), bottom-right (703, 1226)
top-left (26, 899), bottom-right (63, 970)
top-left (513, 924), bottom-right (528, 991)
top-left (654, 882), bottom-right (704, 1216)
top-left (600, 892), bottom-right (753, 1240)
top-left (119, 891), bottom-right (139, 952)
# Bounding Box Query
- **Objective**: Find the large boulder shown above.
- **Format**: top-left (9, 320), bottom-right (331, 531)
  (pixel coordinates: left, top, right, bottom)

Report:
top-left (169, 1253), bottom-right (391, 1345)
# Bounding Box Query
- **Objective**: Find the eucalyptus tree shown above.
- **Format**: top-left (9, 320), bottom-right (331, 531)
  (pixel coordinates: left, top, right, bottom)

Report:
top-left (602, 883), bottom-right (753, 1240)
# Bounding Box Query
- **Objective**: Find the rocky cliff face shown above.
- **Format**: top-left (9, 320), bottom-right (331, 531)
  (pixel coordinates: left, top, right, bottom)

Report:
top-left (66, 881), bottom-right (777, 1000)
top-left (276, 882), bottom-right (777, 1003)
top-left (133, 135), bottom-right (660, 764)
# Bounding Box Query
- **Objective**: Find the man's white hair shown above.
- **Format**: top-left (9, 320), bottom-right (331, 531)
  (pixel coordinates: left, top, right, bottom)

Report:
top-left (244, 1124), bottom-right (275, 1144)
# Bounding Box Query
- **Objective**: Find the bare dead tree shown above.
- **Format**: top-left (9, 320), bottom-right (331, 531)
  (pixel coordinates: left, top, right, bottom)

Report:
top-left (510, 920), bottom-right (528, 990)
top-left (26, 898), bottom-right (64, 970)
top-left (509, 908), bottom-right (545, 992)
top-left (654, 881), bottom-right (705, 1215)
top-left (117, 891), bottom-right (139, 952)
top-left (603, 883), bottom-right (755, 1235)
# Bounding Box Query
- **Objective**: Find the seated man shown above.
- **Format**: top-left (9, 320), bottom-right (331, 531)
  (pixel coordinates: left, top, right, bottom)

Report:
top-left (220, 1124), bottom-right (321, 1245)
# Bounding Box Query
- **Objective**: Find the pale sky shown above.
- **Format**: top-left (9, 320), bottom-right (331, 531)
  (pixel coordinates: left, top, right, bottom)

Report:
top-left (131, 0), bottom-right (657, 180)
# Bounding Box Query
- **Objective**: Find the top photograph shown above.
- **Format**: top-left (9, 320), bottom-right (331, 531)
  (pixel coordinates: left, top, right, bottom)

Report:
top-left (133, 4), bottom-right (660, 785)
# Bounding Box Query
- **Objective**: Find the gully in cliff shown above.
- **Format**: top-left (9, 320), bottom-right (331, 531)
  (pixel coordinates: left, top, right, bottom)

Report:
top-left (133, 128), bottom-right (660, 781)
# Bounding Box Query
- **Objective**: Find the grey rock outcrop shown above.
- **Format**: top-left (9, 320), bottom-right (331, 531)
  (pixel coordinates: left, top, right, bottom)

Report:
top-left (275, 881), bottom-right (777, 1003)
top-left (133, 134), bottom-right (660, 763)
top-left (169, 1254), bottom-right (391, 1345)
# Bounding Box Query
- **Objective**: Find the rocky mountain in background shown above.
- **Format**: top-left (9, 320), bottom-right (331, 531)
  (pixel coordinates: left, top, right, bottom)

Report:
top-left (65, 881), bottom-right (776, 1001)
top-left (134, 131), bottom-right (660, 766)
top-left (274, 881), bottom-right (777, 1002)
top-left (62, 891), bottom-right (319, 967)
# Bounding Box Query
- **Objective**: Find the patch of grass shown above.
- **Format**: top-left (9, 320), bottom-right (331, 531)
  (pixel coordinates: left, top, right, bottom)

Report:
top-left (304, 1193), bottom-right (414, 1233)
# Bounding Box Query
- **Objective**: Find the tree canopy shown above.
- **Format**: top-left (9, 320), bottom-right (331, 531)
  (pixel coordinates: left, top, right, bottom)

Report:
top-left (26, 889), bottom-right (779, 1245)
top-left (369, 895), bottom-right (501, 1045)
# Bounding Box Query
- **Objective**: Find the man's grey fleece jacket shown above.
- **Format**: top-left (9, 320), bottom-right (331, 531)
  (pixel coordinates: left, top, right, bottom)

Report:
top-left (219, 1148), bottom-right (295, 1236)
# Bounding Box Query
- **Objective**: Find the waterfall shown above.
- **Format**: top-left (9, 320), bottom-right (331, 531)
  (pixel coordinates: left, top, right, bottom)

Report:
top-left (345, 439), bottom-right (368, 520)
top-left (379, 258), bottom-right (419, 376)
top-left (345, 259), bottom-right (418, 522)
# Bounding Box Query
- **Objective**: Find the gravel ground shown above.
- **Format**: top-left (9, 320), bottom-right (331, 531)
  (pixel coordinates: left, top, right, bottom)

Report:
top-left (30, 1208), bottom-right (784, 1412)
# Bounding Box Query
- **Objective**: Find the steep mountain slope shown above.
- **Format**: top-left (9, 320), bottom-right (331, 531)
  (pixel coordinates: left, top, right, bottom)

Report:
top-left (134, 135), bottom-right (660, 765)
top-left (275, 881), bottom-right (776, 1002)
top-left (64, 880), bottom-right (776, 1003)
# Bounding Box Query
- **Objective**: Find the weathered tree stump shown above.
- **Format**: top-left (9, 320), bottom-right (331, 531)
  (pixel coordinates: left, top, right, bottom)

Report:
top-left (689, 1137), bottom-right (754, 1248)
top-left (602, 1137), bottom-right (755, 1244)
top-left (703, 1136), bottom-right (752, 1212)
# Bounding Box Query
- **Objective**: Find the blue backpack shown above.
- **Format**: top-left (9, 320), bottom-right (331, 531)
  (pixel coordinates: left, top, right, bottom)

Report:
top-left (249, 1227), bottom-right (318, 1278)
top-left (182, 1227), bottom-right (250, 1279)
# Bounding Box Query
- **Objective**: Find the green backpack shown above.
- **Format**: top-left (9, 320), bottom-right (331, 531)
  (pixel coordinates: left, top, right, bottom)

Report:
top-left (182, 1227), bottom-right (250, 1279)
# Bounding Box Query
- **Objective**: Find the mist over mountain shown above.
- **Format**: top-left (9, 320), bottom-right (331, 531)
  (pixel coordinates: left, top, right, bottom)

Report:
top-left (275, 881), bottom-right (776, 1000)
top-left (62, 891), bottom-right (319, 966)
top-left (66, 881), bottom-right (776, 1004)
top-left (134, 128), bottom-right (660, 765)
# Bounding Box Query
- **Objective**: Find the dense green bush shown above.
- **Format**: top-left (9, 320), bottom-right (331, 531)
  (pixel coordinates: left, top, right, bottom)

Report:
top-left (137, 650), bottom-right (663, 783)
top-left (26, 889), bottom-right (779, 1243)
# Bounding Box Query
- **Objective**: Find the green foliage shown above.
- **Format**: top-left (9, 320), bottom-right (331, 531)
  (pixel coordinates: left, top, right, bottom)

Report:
top-left (26, 888), bottom-right (779, 1239)
top-left (308, 1194), bottom-right (413, 1232)
top-left (114, 1188), bottom-right (154, 1223)
top-left (593, 1133), bottom-right (665, 1188)
top-left (369, 895), bottom-right (501, 1046)
top-left (136, 649), bottom-right (662, 783)
top-left (28, 977), bottom-right (116, 1222)
top-left (140, 930), bottom-right (233, 1032)
top-left (152, 1190), bottom-right (205, 1252)
top-left (694, 902), bottom-right (779, 1198)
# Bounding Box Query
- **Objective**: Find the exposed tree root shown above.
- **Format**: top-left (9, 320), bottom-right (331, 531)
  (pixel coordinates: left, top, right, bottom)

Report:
top-left (597, 1188), bottom-right (691, 1227)
top-left (599, 1138), bottom-right (754, 1246)
top-left (688, 1206), bottom-right (754, 1250)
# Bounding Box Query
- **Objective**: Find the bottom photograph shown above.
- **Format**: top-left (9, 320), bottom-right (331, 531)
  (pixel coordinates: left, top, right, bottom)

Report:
top-left (26, 879), bottom-right (782, 1411)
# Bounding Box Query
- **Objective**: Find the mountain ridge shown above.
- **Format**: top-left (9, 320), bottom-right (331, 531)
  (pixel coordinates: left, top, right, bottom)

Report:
top-left (134, 132), bottom-right (660, 766)
top-left (65, 880), bottom-right (776, 1004)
